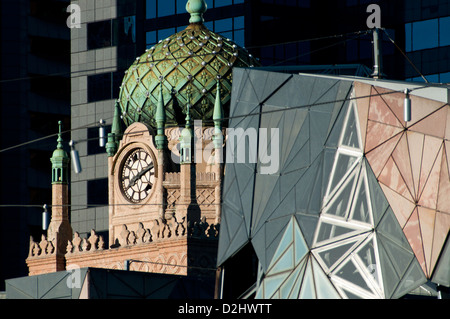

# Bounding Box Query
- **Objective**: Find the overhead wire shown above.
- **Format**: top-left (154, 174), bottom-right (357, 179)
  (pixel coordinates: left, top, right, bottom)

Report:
top-left (380, 28), bottom-right (429, 83)
top-left (0, 78), bottom-right (443, 154)
top-left (0, 29), bottom-right (374, 85)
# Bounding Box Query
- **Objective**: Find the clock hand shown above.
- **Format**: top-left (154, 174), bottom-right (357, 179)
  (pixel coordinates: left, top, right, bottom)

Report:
top-left (129, 163), bottom-right (154, 187)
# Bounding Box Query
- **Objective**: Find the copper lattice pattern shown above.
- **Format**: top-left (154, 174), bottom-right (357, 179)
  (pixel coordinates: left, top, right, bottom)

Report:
top-left (118, 24), bottom-right (259, 128)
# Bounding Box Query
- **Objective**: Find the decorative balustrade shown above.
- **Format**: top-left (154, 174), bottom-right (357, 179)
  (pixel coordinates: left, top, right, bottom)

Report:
top-left (64, 216), bottom-right (219, 254)
top-left (28, 235), bottom-right (55, 257)
top-left (66, 230), bottom-right (105, 254)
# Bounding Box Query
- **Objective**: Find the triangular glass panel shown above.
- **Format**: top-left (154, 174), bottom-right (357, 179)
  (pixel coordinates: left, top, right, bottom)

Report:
top-left (340, 102), bottom-right (362, 150)
top-left (279, 265), bottom-right (301, 299)
top-left (252, 174), bottom-right (279, 231)
top-left (377, 207), bottom-right (412, 249)
top-left (316, 239), bottom-right (360, 271)
top-left (280, 109), bottom-right (309, 170)
top-left (299, 259), bottom-right (316, 299)
top-left (312, 257), bottom-right (341, 299)
top-left (262, 216), bottom-right (294, 271)
top-left (355, 235), bottom-right (384, 295)
top-left (294, 219), bottom-right (309, 265)
top-left (262, 272), bottom-right (289, 299)
top-left (323, 169), bottom-right (358, 218)
top-left (392, 258), bottom-right (427, 299)
top-left (350, 171), bottom-right (373, 226)
top-left (310, 110), bottom-right (333, 161)
top-left (365, 161), bottom-right (390, 226)
top-left (289, 258), bottom-right (308, 299)
top-left (248, 69), bottom-right (292, 103)
top-left (314, 219), bottom-right (369, 247)
top-left (264, 75), bottom-right (314, 109)
top-left (333, 259), bottom-right (372, 294)
top-left (377, 233), bottom-right (414, 279)
top-left (327, 152), bottom-right (361, 199)
top-left (287, 259), bottom-right (308, 299)
top-left (356, 236), bottom-right (378, 275)
top-left (326, 100), bottom-right (350, 149)
top-left (269, 245), bottom-right (295, 276)
top-left (267, 218), bottom-right (293, 267)
top-left (295, 154), bottom-right (321, 214)
top-left (282, 134), bottom-right (310, 175)
top-left (308, 154), bottom-right (326, 215)
top-left (295, 213), bottom-right (319, 248)
top-left (376, 237), bottom-right (400, 299)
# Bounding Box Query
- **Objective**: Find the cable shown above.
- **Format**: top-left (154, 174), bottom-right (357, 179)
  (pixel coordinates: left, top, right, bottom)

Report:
top-left (381, 28), bottom-right (429, 83)
top-left (0, 115), bottom-right (115, 153)
top-left (0, 80), bottom-right (442, 154)
top-left (0, 29), bottom-right (373, 85)
top-left (269, 30), bottom-right (371, 67)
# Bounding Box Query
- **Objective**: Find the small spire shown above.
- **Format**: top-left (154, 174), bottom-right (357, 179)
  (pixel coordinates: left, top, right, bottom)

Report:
top-left (111, 101), bottom-right (123, 142)
top-left (51, 121), bottom-right (69, 184)
top-left (186, 0), bottom-right (207, 24)
top-left (180, 102), bottom-right (193, 164)
top-left (185, 102), bottom-right (192, 129)
top-left (213, 81), bottom-right (224, 150)
top-left (213, 81), bottom-right (224, 124)
top-left (57, 121), bottom-right (64, 149)
top-left (155, 83), bottom-right (166, 129)
top-left (155, 83), bottom-right (167, 150)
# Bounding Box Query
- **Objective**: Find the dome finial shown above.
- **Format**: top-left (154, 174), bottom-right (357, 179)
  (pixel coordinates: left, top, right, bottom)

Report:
top-left (186, 0), bottom-right (207, 24)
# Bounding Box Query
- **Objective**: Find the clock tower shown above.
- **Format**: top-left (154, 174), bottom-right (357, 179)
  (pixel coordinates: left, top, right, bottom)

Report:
top-left (27, 0), bottom-right (259, 284)
top-left (101, 0), bottom-right (259, 276)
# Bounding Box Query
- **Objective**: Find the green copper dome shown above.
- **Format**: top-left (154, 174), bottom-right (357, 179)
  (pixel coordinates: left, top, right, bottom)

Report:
top-left (118, 1), bottom-right (260, 128)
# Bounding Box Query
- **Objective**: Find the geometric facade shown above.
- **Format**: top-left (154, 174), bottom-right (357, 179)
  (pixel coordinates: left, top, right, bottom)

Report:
top-left (217, 68), bottom-right (449, 298)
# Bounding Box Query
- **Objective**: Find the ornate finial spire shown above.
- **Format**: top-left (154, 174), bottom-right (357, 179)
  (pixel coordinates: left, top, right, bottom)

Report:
top-left (156, 82), bottom-right (166, 128)
top-left (155, 83), bottom-right (167, 150)
top-left (57, 121), bottom-right (64, 150)
top-left (185, 102), bottom-right (192, 129)
top-left (213, 81), bottom-right (223, 124)
top-left (213, 81), bottom-right (224, 150)
top-left (51, 121), bottom-right (69, 184)
top-left (107, 101), bottom-right (123, 157)
top-left (186, 0), bottom-right (207, 24)
top-left (111, 100), bottom-right (123, 142)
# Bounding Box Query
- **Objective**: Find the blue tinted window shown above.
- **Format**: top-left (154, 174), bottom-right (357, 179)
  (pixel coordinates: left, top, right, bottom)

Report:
top-left (205, 0), bottom-right (213, 9)
top-left (215, 18), bottom-right (233, 32)
top-left (216, 0), bottom-right (232, 7)
top-left (440, 72), bottom-right (450, 83)
top-left (440, 17), bottom-right (450, 47)
top-left (176, 0), bottom-right (186, 14)
top-left (146, 0), bottom-right (156, 19)
top-left (405, 23), bottom-right (412, 52)
top-left (159, 28), bottom-right (176, 41)
top-left (412, 19), bottom-right (438, 51)
top-left (158, 0), bottom-right (175, 17)
top-left (205, 21), bottom-right (213, 30)
top-left (234, 16), bottom-right (244, 29)
top-left (146, 31), bottom-right (157, 47)
top-left (221, 31), bottom-right (233, 41)
top-left (234, 29), bottom-right (245, 47)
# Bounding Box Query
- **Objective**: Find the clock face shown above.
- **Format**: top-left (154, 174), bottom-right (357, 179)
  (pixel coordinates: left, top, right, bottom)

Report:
top-left (120, 148), bottom-right (156, 203)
